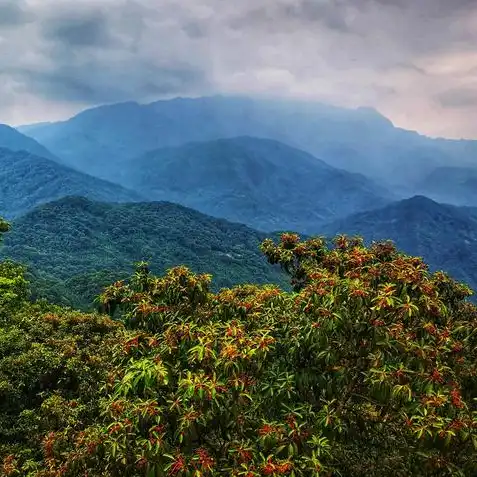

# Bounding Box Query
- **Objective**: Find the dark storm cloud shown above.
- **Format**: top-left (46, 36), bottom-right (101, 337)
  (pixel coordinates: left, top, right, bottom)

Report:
top-left (368, 0), bottom-right (476, 13)
top-left (0, 0), bottom-right (210, 106)
top-left (0, 0), bottom-right (476, 138)
top-left (182, 21), bottom-right (208, 39)
top-left (286, 0), bottom-right (351, 31)
top-left (10, 61), bottom-right (209, 104)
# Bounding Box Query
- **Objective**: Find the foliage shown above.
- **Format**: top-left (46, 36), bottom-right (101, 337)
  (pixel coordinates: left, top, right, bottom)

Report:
top-left (0, 219), bottom-right (9, 236)
top-left (0, 271), bottom-right (123, 475)
top-left (0, 261), bottom-right (30, 317)
top-left (0, 219), bottom-right (29, 316)
top-left (9, 234), bottom-right (476, 476)
top-left (0, 197), bottom-right (287, 309)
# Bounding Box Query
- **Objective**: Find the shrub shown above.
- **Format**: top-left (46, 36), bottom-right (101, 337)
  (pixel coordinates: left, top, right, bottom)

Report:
top-left (27, 235), bottom-right (477, 476)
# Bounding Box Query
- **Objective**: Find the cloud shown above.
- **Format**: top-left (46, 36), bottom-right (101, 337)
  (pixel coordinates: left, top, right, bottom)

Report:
top-left (41, 7), bottom-right (114, 48)
top-left (0, 0), bottom-right (33, 27)
top-left (435, 88), bottom-right (477, 109)
top-left (1, 0), bottom-right (211, 110)
top-left (0, 0), bottom-right (476, 138)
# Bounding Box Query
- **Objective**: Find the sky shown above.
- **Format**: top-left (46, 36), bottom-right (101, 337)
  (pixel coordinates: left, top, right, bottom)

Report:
top-left (0, 0), bottom-right (476, 138)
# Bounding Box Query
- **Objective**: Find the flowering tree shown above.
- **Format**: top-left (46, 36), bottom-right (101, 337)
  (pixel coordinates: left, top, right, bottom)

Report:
top-left (18, 234), bottom-right (477, 477)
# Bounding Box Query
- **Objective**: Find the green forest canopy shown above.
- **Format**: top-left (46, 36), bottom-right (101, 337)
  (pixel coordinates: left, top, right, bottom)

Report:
top-left (1, 222), bottom-right (477, 476)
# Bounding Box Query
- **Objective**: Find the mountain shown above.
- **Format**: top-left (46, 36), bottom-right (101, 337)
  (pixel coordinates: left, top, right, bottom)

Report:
top-left (118, 137), bottom-right (392, 234)
top-left (0, 124), bottom-right (58, 161)
top-left (0, 197), bottom-right (287, 308)
top-left (321, 195), bottom-right (477, 292)
top-left (0, 148), bottom-right (142, 218)
top-left (19, 96), bottom-right (477, 188)
top-left (415, 166), bottom-right (477, 206)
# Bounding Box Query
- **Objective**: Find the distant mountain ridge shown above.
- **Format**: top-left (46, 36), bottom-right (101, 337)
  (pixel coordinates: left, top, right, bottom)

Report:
top-left (0, 124), bottom-right (58, 161)
top-left (321, 195), bottom-right (477, 292)
top-left (118, 136), bottom-right (393, 234)
top-left (415, 166), bottom-right (477, 207)
top-left (19, 96), bottom-right (477, 189)
top-left (0, 148), bottom-right (143, 218)
top-left (0, 196), bottom-right (287, 308)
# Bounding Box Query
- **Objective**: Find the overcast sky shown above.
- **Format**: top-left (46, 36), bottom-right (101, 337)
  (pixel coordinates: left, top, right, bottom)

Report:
top-left (0, 0), bottom-right (476, 138)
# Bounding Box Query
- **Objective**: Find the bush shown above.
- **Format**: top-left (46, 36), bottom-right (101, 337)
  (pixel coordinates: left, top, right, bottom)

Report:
top-left (17, 234), bottom-right (476, 476)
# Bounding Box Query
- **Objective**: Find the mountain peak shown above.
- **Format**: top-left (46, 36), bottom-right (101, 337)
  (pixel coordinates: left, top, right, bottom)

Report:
top-left (403, 195), bottom-right (440, 206)
top-left (355, 106), bottom-right (394, 128)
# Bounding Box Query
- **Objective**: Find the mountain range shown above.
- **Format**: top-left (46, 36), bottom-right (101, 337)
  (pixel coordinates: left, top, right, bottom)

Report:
top-left (20, 96), bottom-right (477, 195)
top-left (118, 136), bottom-right (392, 233)
top-left (0, 94), bottom-right (475, 305)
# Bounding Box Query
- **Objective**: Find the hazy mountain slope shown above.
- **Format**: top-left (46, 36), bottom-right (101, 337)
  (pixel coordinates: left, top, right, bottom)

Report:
top-left (120, 137), bottom-right (392, 234)
top-left (321, 195), bottom-right (477, 291)
top-left (0, 197), bottom-right (287, 308)
top-left (19, 96), bottom-right (477, 188)
top-left (0, 148), bottom-right (143, 218)
top-left (0, 124), bottom-right (59, 161)
top-left (415, 166), bottom-right (477, 206)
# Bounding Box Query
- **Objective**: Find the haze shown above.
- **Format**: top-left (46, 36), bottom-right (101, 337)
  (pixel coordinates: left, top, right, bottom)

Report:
top-left (0, 0), bottom-right (476, 139)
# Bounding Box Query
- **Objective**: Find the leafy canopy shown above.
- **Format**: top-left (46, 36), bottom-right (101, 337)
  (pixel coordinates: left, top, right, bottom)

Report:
top-left (3, 233), bottom-right (475, 476)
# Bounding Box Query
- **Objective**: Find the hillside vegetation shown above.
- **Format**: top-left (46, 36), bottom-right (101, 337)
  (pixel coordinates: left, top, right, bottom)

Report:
top-left (119, 137), bottom-right (391, 233)
top-left (1, 223), bottom-right (476, 476)
top-left (0, 148), bottom-right (142, 218)
top-left (0, 197), bottom-right (287, 308)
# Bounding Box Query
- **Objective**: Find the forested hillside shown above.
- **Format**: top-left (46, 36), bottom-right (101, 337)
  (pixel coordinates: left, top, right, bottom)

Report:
top-left (0, 197), bottom-right (287, 308)
top-left (0, 148), bottom-right (142, 218)
top-left (118, 137), bottom-right (391, 233)
top-left (1, 225), bottom-right (477, 476)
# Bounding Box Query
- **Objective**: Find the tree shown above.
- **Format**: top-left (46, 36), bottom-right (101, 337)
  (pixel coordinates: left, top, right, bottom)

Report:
top-left (29, 234), bottom-right (477, 476)
top-left (0, 218), bottom-right (9, 237)
top-left (0, 220), bottom-right (29, 315)
top-left (0, 219), bottom-right (123, 476)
